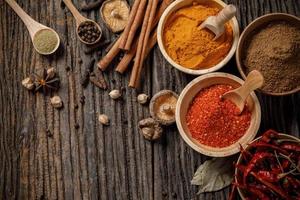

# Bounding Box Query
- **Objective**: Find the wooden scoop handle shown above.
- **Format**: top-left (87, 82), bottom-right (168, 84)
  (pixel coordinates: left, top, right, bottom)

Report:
top-left (62, 0), bottom-right (86, 25)
top-left (237, 70), bottom-right (264, 101)
top-left (5, 0), bottom-right (47, 38)
top-left (215, 4), bottom-right (236, 26)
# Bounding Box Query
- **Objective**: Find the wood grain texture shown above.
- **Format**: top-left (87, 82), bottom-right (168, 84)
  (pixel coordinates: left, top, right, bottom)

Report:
top-left (0, 0), bottom-right (299, 200)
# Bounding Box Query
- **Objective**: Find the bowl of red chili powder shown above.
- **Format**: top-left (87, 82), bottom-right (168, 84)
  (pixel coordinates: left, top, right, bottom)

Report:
top-left (176, 73), bottom-right (261, 157)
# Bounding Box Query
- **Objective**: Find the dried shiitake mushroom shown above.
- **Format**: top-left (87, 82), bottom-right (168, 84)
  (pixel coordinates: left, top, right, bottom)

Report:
top-left (138, 118), bottom-right (163, 141)
top-left (149, 90), bottom-right (178, 125)
top-left (100, 0), bottom-right (130, 33)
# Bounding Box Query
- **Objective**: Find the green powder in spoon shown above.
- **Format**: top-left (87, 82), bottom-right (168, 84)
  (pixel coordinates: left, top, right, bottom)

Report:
top-left (33, 29), bottom-right (58, 54)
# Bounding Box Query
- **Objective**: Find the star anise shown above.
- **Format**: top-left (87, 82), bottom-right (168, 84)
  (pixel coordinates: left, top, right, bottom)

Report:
top-left (32, 68), bottom-right (60, 93)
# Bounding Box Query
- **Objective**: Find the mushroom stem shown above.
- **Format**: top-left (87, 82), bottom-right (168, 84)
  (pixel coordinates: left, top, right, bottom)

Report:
top-left (111, 10), bottom-right (121, 18)
top-left (161, 104), bottom-right (173, 114)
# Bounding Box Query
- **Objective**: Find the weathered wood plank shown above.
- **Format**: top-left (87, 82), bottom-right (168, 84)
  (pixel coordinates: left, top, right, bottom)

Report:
top-left (0, 0), bottom-right (299, 200)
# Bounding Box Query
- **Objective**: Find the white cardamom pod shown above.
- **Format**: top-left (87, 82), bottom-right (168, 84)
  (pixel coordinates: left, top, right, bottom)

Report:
top-left (22, 77), bottom-right (35, 90)
top-left (98, 114), bottom-right (110, 125)
top-left (137, 94), bottom-right (149, 104)
top-left (109, 89), bottom-right (121, 99)
top-left (50, 96), bottom-right (63, 109)
top-left (47, 67), bottom-right (56, 79)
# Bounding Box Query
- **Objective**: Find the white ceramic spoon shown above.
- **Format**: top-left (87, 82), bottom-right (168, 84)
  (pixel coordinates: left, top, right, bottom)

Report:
top-left (5, 0), bottom-right (60, 55)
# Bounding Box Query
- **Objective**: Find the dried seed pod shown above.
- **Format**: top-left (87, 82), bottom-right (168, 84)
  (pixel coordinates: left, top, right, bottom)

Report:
top-left (50, 96), bottom-right (63, 109)
top-left (22, 77), bottom-right (35, 90)
top-left (137, 94), bottom-right (149, 104)
top-left (138, 118), bottom-right (163, 141)
top-left (98, 114), bottom-right (109, 125)
top-left (109, 89), bottom-right (121, 99)
top-left (47, 67), bottom-right (56, 79)
top-left (100, 0), bottom-right (130, 33)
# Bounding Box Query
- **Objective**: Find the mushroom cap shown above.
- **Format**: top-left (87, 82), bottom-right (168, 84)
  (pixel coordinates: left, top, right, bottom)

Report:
top-left (100, 0), bottom-right (130, 33)
top-left (149, 90), bottom-right (178, 126)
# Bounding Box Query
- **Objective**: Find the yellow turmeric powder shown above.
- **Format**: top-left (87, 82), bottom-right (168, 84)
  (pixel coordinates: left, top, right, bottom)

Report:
top-left (163, 2), bottom-right (233, 69)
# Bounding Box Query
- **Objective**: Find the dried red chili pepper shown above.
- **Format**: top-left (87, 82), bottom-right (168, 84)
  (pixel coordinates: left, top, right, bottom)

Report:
top-left (234, 183), bottom-right (270, 200)
top-left (281, 143), bottom-right (300, 152)
top-left (257, 170), bottom-right (279, 183)
top-left (250, 172), bottom-right (289, 199)
top-left (250, 142), bottom-right (289, 155)
top-left (261, 129), bottom-right (279, 143)
top-left (286, 176), bottom-right (300, 189)
top-left (281, 159), bottom-right (290, 170)
top-left (248, 183), bottom-right (269, 193)
top-left (243, 152), bottom-right (274, 185)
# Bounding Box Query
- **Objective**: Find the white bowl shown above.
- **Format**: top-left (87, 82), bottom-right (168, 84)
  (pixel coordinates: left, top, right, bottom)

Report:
top-left (157, 0), bottom-right (240, 75)
top-left (176, 73), bottom-right (261, 157)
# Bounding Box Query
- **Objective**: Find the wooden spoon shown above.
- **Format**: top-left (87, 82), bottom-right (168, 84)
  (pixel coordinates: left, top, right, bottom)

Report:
top-left (199, 4), bottom-right (236, 40)
top-left (62, 0), bottom-right (102, 45)
top-left (222, 70), bottom-right (264, 114)
top-left (5, 0), bottom-right (60, 55)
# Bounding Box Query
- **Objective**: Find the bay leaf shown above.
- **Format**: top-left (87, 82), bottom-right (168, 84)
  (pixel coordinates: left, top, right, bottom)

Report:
top-left (191, 157), bottom-right (234, 194)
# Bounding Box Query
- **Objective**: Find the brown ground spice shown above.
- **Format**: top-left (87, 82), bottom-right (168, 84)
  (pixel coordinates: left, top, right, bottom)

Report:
top-left (243, 21), bottom-right (300, 93)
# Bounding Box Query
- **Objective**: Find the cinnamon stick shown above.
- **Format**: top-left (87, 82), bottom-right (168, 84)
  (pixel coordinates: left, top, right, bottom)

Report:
top-left (129, 0), bottom-right (159, 88)
top-left (118, 0), bottom-right (142, 50)
top-left (115, 0), bottom-right (174, 73)
top-left (97, 36), bottom-right (122, 71)
top-left (116, 30), bottom-right (157, 74)
top-left (123, 0), bottom-right (148, 50)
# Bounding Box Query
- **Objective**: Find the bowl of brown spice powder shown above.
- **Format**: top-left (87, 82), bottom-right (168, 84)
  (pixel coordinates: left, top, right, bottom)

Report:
top-left (236, 13), bottom-right (300, 96)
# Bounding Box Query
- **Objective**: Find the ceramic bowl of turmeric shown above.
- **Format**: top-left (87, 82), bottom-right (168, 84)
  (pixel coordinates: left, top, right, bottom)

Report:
top-left (157, 0), bottom-right (239, 75)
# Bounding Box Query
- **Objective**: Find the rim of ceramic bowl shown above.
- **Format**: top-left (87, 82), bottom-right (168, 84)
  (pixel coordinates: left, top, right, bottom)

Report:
top-left (175, 72), bottom-right (261, 157)
top-left (235, 133), bottom-right (300, 199)
top-left (157, 0), bottom-right (240, 75)
top-left (236, 13), bottom-right (300, 96)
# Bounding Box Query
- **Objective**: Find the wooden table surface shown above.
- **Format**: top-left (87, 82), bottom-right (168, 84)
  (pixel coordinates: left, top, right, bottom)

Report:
top-left (0, 0), bottom-right (299, 199)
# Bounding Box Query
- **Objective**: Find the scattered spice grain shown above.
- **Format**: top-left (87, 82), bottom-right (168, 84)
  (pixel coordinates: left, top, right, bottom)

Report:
top-left (186, 84), bottom-right (251, 148)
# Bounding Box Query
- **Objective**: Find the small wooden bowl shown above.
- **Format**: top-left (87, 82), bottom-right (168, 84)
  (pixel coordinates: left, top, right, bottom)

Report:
top-left (76, 20), bottom-right (102, 45)
top-left (235, 133), bottom-right (300, 199)
top-left (157, 0), bottom-right (239, 75)
top-left (236, 13), bottom-right (300, 96)
top-left (176, 73), bottom-right (261, 157)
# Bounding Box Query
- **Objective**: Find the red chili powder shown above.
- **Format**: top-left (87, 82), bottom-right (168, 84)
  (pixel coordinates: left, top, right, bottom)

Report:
top-left (186, 84), bottom-right (251, 148)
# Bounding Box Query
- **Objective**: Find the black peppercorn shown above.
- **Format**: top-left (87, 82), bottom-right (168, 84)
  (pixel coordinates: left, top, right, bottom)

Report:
top-left (78, 21), bottom-right (101, 44)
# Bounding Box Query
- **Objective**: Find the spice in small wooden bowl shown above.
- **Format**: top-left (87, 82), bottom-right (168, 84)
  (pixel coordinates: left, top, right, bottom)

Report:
top-left (157, 0), bottom-right (239, 75)
top-left (77, 21), bottom-right (102, 45)
top-left (176, 73), bottom-right (261, 157)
